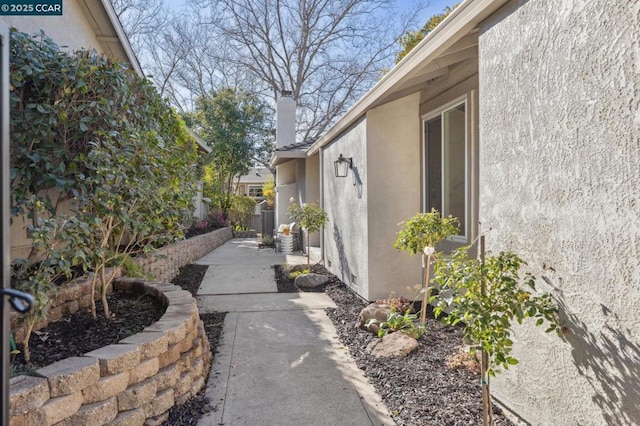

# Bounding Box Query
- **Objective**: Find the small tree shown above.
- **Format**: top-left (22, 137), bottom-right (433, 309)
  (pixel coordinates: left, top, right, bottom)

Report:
top-left (432, 245), bottom-right (560, 426)
top-left (262, 177), bottom-right (275, 209)
top-left (287, 200), bottom-right (328, 266)
top-left (394, 209), bottom-right (459, 323)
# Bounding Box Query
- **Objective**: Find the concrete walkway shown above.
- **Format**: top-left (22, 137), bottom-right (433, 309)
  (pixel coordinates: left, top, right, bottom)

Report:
top-left (196, 239), bottom-right (394, 426)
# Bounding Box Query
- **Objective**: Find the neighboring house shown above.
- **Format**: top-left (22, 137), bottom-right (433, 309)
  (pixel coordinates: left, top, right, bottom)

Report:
top-left (235, 167), bottom-right (272, 201)
top-left (304, 0), bottom-right (638, 424)
top-left (270, 91), bottom-right (321, 251)
top-left (4, 0), bottom-right (142, 260)
top-left (188, 130), bottom-right (213, 220)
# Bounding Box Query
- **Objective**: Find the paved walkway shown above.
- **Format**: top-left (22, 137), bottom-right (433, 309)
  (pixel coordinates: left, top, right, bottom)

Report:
top-left (196, 239), bottom-right (394, 426)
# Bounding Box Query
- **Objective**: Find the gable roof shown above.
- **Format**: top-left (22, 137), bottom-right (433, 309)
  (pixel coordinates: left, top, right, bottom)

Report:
top-left (85, 0), bottom-right (143, 75)
top-left (307, 0), bottom-right (507, 155)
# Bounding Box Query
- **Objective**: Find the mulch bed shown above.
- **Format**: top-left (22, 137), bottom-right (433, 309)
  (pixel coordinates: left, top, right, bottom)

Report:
top-left (277, 265), bottom-right (515, 426)
top-left (11, 291), bottom-right (165, 376)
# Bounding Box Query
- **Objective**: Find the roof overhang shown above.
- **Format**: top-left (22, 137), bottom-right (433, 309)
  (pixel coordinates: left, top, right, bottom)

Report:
top-left (307, 0), bottom-right (508, 156)
top-left (270, 150), bottom-right (308, 168)
top-left (80, 0), bottom-right (143, 75)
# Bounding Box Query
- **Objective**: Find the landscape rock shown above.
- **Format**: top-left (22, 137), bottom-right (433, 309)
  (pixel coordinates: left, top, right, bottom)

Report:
top-left (368, 332), bottom-right (419, 358)
top-left (294, 273), bottom-right (329, 289)
top-left (357, 303), bottom-right (391, 334)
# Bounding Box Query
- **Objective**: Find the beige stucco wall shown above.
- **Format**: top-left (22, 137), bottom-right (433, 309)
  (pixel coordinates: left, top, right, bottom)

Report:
top-left (275, 160), bottom-right (299, 228)
top-left (479, 0), bottom-right (640, 424)
top-left (2, 2), bottom-right (102, 52)
top-left (365, 92), bottom-right (422, 301)
top-left (322, 118), bottom-right (370, 299)
top-left (305, 154), bottom-right (321, 246)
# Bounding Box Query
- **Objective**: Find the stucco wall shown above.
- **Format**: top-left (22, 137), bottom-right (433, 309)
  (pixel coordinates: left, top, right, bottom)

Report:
top-left (366, 93), bottom-right (422, 301)
top-left (305, 154), bottom-right (321, 246)
top-left (322, 119), bottom-right (370, 299)
top-left (275, 160), bottom-right (299, 227)
top-left (2, 2), bottom-right (102, 52)
top-left (478, 0), bottom-right (640, 424)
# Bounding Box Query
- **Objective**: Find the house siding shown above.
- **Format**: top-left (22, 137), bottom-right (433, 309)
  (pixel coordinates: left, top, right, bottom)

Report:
top-left (322, 118), bottom-right (370, 299)
top-left (2, 2), bottom-right (102, 52)
top-left (478, 0), bottom-right (640, 424)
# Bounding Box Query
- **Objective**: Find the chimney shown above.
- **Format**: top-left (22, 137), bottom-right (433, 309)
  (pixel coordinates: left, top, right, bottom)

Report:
top-left (276, 90), bottom-right (296, 149)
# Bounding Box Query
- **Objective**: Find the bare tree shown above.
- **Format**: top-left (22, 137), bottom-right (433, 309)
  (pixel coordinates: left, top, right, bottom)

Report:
top-left (186, 0), bottom-right (425, 141)
top-left (112, 0), bottom-right (426, 136)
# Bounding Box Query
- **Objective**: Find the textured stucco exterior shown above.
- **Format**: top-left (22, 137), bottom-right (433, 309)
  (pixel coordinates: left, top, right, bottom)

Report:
top-left (322, 118), bottom-right (370, 298)
top-left (2, 2), bottom-right (103, 52)
top-left (365, 93), bottom-right (423, 300)
top-left (322, 93), bottom-right (423, 301)
top-left (478, 0), bottom-right (640, 424)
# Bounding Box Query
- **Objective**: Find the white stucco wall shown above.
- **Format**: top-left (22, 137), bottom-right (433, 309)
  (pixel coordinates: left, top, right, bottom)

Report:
top-left (275, 160), bottom-right (298, 228)
top-left (2, 2), bottom-right (101, 52)
top-left (366, 93), bottom-right (422, 301)
top-left (479, 0), bottom-right (640, 424)
top-left (322, 118), bottom-right (370, 299)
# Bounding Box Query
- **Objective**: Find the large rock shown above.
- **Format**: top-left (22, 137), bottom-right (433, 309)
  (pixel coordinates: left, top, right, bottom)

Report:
top-left (294, 273), bottom-right (329, 289)
top-left (367, 332), bottom-right (419, 358)
top-left (358, 303), bottom-right (391, 334)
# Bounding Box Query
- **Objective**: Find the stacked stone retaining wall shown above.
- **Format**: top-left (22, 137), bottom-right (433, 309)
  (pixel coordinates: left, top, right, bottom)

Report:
top-left (136, 227), bottom-right (232, 283)
top-left (9, 278), bottom-right (212, 426)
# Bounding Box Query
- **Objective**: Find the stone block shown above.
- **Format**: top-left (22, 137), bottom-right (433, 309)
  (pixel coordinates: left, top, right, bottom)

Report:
top-left (153, 364), bottom-right (180, 392)
top-left (8, 409), bottom-right (46, 426)
top-left (117, 376), bottom-right (158, 411)
top-left (158, 343), bottom-right (181, 369)
top-left (144, 320), bottom-right (187, 347)
top-left (78, 294), bottom-right (93, 309)
top-left (59, 396), bottom-right (117, 426)
top-left (9, 375), bottom-right (50, 416)
top-left (190, 376), bottom-right (205, 396)
top-left (105, 407), bottom-right (145, 426)
top-left (191, 358), bottom-right (204, 378)
top-left (41, 391), bottom-right (83, 425)
top-left (12, 326), bottom-right (26, 344)
top-left (143, 388), bottom-right (174, 418)
top-left (176, 351), bottom-right (192, 372)
top-left (82, 371), bottom-right (129, 404)
top-left (85, 344), bottom-right (140, 376)
top-left (174, 371), bottom-right (193, 398)
top-left (191, 337), bottom-right (204, 359)
top-left (128, 357), bottom-right (159, 385)
top-left (119, 332), bottom-right (168, 360)
top-left (143, 412), bottom-right (169, 426)
top-left (65, 300), bottom-right (80, 315)
top-left (35, 357), bottom-right (99, 398)
top-left (47, 305), bottom-right (64, 323)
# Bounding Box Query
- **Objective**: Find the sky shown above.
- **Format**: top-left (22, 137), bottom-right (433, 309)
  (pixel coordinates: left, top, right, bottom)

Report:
top-left (162, 0), bottom-right (460, 28)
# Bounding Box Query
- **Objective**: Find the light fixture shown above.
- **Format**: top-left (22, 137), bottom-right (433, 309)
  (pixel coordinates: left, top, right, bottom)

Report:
top-left (334, 154), bottom-right (353, 178)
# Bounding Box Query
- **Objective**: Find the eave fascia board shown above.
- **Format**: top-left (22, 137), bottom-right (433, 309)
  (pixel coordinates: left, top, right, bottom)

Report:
top-left (306, 0), bottom-right (507, 156)
top-left (97, 0), bottom-right (143, 76)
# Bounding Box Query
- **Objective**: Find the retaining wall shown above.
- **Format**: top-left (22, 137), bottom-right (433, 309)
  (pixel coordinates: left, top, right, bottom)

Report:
top-left (9, 228), bottom-right (233, 425)
top-left (9, 278), bottom-right (212, 426)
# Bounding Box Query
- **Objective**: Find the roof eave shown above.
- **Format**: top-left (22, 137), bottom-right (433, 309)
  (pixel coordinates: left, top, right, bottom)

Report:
top-left (306, 0), bottom-right (507, 156)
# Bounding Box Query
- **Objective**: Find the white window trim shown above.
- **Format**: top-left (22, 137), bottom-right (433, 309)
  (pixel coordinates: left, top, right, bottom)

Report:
top-left (421, 95), bottom-right (469, 243)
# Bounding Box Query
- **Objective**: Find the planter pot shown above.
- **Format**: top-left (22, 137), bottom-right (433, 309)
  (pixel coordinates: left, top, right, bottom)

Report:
top-left (280, 234), bottom-right (293, 254)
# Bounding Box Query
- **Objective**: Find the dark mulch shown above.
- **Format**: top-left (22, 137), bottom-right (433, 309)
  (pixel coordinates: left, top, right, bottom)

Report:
top-left (277, 264), bottom-right (514, 426)
top-left (163, 265), bottom-right (226, 426)
top-left (172, 264), bottom-right (209, 296)
top-left (11, 291), bottom-right (165, 376)
top-left (184, 226), bottom-right (225, 239)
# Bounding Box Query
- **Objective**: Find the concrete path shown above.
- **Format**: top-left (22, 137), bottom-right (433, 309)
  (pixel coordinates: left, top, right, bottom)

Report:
top-left (196, 239), bottom-right (394, 426)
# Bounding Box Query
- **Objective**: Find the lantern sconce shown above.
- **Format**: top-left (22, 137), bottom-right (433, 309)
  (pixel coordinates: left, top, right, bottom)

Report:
top-left (334, 154), bottom-right (353, 178)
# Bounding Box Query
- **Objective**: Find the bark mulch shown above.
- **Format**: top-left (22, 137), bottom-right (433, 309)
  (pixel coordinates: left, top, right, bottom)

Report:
top-left (11, 291), bottom-right (165, 377)
top-left (278, 264), bottom-right (515, 426)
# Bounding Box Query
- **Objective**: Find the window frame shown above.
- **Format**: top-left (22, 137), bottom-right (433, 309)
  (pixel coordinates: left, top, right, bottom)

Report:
top-left (421, 96), bottom-right (469, 243)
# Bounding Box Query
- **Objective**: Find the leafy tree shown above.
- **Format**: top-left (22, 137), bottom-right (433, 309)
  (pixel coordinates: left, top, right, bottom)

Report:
top-left (262, 177), bottom-right (275, 209)
top-left (432, 246), bottom-right (560, 425)
top-left (396, 4), bottom-right (459, 63)
top-left (287, 200), bottom-right (328, 266)
top-left (188, 88), bottom-right (270, 218)
top-left (394, 209), bottom-right (459, 322)
top-left (9, 30), bottom-right (200, 321)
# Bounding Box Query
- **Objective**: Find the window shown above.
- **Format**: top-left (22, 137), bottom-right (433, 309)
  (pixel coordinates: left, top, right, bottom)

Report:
top-left (248, 186), bottom-right (263, 197)
top-left (424, 101), bottom-right (467, 240)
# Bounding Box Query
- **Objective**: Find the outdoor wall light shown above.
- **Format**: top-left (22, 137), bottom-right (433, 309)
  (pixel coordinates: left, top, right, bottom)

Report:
top-left (334, 154), bottom-right (353, 178)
